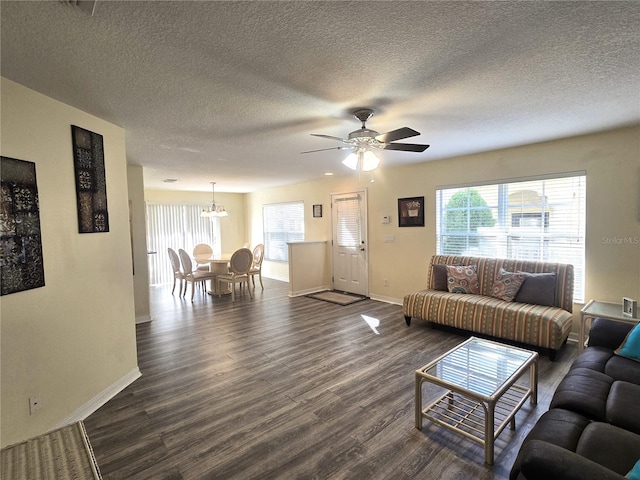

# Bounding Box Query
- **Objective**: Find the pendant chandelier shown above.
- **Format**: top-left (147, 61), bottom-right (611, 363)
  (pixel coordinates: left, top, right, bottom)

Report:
top-left (201, 181), bottom-right (228, 217)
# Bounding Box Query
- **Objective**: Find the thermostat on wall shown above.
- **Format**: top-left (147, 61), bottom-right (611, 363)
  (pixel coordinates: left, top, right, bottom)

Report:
top-left (382, 215), bottom-right (391, 224)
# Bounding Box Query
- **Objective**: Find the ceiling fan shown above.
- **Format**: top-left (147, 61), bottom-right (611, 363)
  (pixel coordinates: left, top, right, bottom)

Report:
top-left (301, 108), bottom-right (429, 172)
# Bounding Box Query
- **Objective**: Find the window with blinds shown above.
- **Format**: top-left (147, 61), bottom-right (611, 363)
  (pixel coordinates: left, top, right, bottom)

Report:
top-left (436, 173), bottom-right (586, 301)
top-left (145, 203), bottom-right (221, 285)
top-left (336, 195), bottom-right (362, 247)
top-left (263, 201), bottom-right (304, 262)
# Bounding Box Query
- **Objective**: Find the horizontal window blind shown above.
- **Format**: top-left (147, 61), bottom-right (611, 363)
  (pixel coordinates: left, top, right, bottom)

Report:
top-left (336, 195), bottom-right (361, 247)
top-left (263, 201), bottom-right (304, 262)
top-left (436, 174), bottom-right (586, 301)
top-left (146, 203), bottom-right (221, 285)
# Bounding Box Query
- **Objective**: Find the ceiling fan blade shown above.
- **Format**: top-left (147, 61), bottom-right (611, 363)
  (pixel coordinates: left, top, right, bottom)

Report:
top-left (375, 127), bottom-right (420, 143)
top-left (300, 146), bottom-right (353, 154)
top-left (380, 143), bottom-right (430, 152)
top-left (310, 133), bottom-right (348, 142)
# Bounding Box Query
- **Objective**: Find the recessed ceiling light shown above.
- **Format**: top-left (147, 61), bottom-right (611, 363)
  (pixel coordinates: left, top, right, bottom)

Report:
top-left (163, 179), bottom-right (178, 183)
top-left (324, 172), bottom-right (334, 176)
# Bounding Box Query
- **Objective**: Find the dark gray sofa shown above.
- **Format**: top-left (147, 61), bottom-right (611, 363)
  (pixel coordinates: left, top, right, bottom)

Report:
top-left (510, 318), bottom-right (640, 480)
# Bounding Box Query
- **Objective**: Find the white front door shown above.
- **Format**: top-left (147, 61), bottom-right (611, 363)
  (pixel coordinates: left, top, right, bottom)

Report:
top-left (331, 190), bottom-right (368, 296)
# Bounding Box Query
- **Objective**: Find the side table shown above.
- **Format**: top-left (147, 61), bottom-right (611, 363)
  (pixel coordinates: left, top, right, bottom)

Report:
top-left (579, 299), bottom-right (639, 353)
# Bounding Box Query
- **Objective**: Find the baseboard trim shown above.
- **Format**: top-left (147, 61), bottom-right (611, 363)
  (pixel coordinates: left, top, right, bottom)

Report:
top-left (55, 367), bottom-right (142, 428)
top-left (368, 293), bottom-right (403, 305)
top-left (288, 285), bottom-right (332, 297)
top-left (265, 274), bottom-right (289, 283)
top-left (135, 314), bottom-right (152, 324)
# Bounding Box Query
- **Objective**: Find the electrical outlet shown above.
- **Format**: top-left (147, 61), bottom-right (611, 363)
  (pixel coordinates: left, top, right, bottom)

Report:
top-left (29, 395), bottom-right (41, 415)
top-left (384, 279), bottom-right (389, 286)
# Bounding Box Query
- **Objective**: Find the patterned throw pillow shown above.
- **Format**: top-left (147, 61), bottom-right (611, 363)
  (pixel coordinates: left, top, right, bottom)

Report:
top-left (445, 265), bottom-right (480, 294)
top-left (492, 269), bottom-right (527, 302)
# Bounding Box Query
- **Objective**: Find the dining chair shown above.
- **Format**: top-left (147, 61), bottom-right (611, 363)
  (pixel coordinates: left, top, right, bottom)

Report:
top-left (216, 248), bottom-right (253, 303)
top-left (178, 248), bottom-right (214, 301)
top-left (248, 243), bottom-right (265, 290)
top-left (168, 248), bottom-right (185, 296)
top-left (193, 243), bottom-right (213, 271)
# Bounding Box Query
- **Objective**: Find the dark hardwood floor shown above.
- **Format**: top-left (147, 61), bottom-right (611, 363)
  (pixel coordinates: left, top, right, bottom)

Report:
top-left (84, 279), bottom-right (576, 479)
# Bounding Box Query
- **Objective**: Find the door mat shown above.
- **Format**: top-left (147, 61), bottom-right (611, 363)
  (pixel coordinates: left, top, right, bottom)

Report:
top-left (1, 421), bottom-right (102, 480)
top-left (306, 290), bottom-right (368, 306)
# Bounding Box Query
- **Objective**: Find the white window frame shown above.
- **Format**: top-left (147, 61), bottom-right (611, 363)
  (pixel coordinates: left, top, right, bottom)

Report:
top-left (263, 201), bottom-right (304, 262)
top-left (436, 172), bottom-right (586, 301)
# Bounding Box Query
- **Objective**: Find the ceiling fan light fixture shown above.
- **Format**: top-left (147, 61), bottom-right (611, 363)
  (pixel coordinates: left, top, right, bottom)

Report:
top-left (303, 108), bottom-right (428, 176)
top-left (361, 150), bottom-right (380, 172)
top-left (342, 149), bottom-right (380, 172)
top-left (342, 153), bottom-right (359, 171)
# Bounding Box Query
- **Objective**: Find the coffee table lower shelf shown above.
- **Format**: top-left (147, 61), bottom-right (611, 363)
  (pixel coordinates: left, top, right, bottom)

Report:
top-left (417, 384), bottom-right (531, 464)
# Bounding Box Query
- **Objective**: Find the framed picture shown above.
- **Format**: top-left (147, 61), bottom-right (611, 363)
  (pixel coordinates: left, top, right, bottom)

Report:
top-left (313, 204), bottom-right (323, 218)
top-left (623, 297), bottom-right (637, 317)
top-left (398, 196), bottom-right (424, 227)
top-left (1, 156), bottom-right (46, 295)
top-left (71, 125), bottom-right (109, 233)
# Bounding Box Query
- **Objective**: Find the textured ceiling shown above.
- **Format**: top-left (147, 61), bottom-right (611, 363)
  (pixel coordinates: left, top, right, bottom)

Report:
top-left (2, 1), bottom-right (639, 193)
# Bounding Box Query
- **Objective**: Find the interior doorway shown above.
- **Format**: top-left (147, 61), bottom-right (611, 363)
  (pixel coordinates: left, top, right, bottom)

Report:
top-left (330, 190), bottom-right (368, 296)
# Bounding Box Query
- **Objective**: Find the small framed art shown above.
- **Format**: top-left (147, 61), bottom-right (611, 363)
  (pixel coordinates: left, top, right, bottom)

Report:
top-left (623, 297), bottom-right (638, 317)
top-left (313, 204), bottom-right (323, 218)
top-left (398, 196), bottom-right (424, 227)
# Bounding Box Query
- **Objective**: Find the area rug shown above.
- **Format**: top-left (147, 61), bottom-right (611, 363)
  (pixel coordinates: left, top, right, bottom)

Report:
top-left (307, 290), bottom-right (367, 306)
top-left (1, 421), bottom-right (102, 480)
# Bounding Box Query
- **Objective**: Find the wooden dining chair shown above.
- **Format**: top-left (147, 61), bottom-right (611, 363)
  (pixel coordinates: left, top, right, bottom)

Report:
top-left (248, 243), bottom-right (264, 290)
top-left (192, 243), bottom-right (213, 271)
top-left (216, 248), bottom-right (253, 302)
top-left (178, 248), bottom-right (214, 301)
top-left (167, 248), bottom-right (185, 296)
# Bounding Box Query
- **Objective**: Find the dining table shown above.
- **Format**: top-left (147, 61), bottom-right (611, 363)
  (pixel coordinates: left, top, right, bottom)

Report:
top-left (205, 258), bottom-right (231, 295)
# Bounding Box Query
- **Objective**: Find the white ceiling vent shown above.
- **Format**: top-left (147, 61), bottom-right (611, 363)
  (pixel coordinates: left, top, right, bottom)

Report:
top-left (59, 0), bottom-right (98, 16)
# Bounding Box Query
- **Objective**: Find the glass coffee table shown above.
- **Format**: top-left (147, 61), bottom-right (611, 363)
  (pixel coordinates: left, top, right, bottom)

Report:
top-left (415, 337), bottom-right (538, 465)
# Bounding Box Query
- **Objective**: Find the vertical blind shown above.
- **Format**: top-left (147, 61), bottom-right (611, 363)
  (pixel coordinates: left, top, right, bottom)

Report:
top-left (435, 173), bottom-right (586, 301)
top-left (146, 203), bottom-right (221, 285)
top-left (263, 201), bottom-right (304, 261)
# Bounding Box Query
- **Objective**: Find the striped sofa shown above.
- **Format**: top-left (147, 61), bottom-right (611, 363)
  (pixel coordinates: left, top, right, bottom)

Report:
top-left (403, 255), bottom-right (575, 359)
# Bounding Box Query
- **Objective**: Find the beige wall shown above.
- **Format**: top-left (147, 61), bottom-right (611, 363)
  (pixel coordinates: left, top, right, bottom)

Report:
top-left (2, 73), bottom-right (635, 447)
top-left (246, 126), bottom-right (640, 316)
top-left (127, 165), bottom-right (151, 322)
top-left (0, 78), bottom-right (139, 447)
top-left (144, 189), bottom-right (247, 257)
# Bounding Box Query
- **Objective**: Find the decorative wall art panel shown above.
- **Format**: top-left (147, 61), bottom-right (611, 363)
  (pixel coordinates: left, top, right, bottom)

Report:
top-left (0, 156), bottom-right (45, 295)
top-left (71, 125), bottom-right (109, 233)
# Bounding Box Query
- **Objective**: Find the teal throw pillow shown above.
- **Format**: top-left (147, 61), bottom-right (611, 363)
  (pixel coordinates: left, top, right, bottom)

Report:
top-left (627, 458), bottom-right (640, 479)
top-left (616, 322), bottom-right (640, 363)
